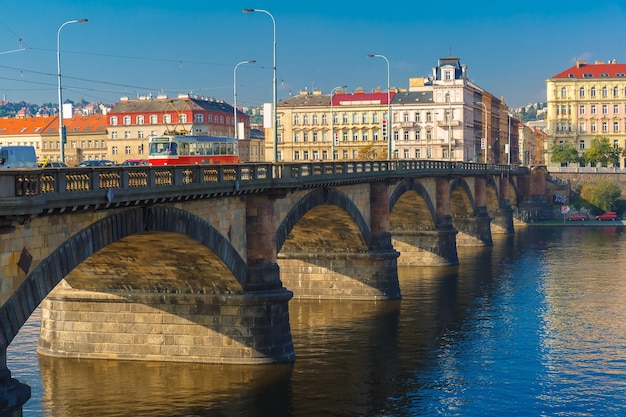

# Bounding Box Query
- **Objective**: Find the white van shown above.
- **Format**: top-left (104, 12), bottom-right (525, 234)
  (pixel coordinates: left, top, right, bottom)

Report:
top-left (0, 146), bottom-right (38, 169)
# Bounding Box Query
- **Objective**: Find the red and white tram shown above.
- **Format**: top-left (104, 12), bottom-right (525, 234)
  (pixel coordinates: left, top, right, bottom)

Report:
top-left (148, 135), bottom-right (239, 165)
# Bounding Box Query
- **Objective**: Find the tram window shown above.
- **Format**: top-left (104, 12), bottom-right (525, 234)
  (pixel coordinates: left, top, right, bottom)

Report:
top-left (178, 142), bottom-right (189, 156)
top-left (169, 142), bottom-right (178, 155)
top-left (226, 143), bottom-right (234, 155)
top-left (189, 142), bottom-right (198, 155)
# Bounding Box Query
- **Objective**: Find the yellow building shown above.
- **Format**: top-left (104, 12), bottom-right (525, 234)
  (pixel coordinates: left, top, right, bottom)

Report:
top-left (546, 59), bottom-right (626, 168)
top-left (270, 57), bottom-right (518, 164)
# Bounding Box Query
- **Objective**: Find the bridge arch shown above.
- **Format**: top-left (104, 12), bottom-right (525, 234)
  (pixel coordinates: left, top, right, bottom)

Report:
top-left (486, 177), bottom-right (500, 212)
top-left (276, 187), bottom-right (371, 253)
top-left (0, 205), bottom-right (246, 350)
top-left (450, 177), bottom-right (476, 216)
top-left (389, 179), bottom-right (437, 229)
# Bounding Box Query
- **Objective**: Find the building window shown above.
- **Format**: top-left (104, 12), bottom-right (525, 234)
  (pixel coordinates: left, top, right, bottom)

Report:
top-left (294, 133), bottom-right (299, 143)
top-left (591, 105), bottom-right (596, 115)
top-left (352, 113), bottom-right (358, 123)
top-left (579, 122), bottom-right (586, 133)
top-left (353, 132), bottom-right (358, 142)
top-left (123, 116), bottom-right (131, 125)
top-left (404, 112), bottom-right (410, 122)
top-left (373, 113), bottom-right (379, 123)
top-left (312, 150), bottom-right (319, 160)
top-left (303, 133), bottom-right (308, 143)
top-left (138, 131), bottom-right (144, 139)
top-left (362, 113), bottom-right (368, 123)
top-left (312, 114), bottom-right (318, 124)
top-left (194, 114), bottom-right (203, 123)
top-left (111, 131), bottom-right (118, 139)
top-left (138, 144), bottom-right (144, 155)
top-left (415, 149), bottom-right (421, 158)
top-left (602, 122), bottom-right (608, 132)
top-left (150, 115), bottom-right (158, 124)
top-left (445, 71), bottom-right (452, 80)
top-left (591, 122), bottom-right (597, 132)
top-left (614, 122), bottom-right (620, 132)
top-left (164, 114), bottom-right (171, 123)
top-left (416, 129), bottom-right (421, 140)
top-left (342, 114), bottom-right (348, 123)
top-left (591, 87), bottom-right (596, 97)
top-left (124, 131), bottom-right (131, 138)
top-left (110, 116), bottom-right (118, 125)
top-left (303, 114), bottom-right (308, 124)
top-left (362, 132), bottom-right (368, 141)
top-left (579, 105), bottom-right (585, 115)
top-left (137, 115), bottom-right (144, 125)
top-left (602, 86), bottom-right (608, 97)
top-left (322, 114), bottom-right (327, 124)
top-left (303, 150), bottom-right (309, 160)
top-left (426, 112), bottom-right (432, 122)
top-left (207, 115), bottom-right (212, 124)
top-left (342, 150), bottom-right (348, 159)
top-left (602, 104), bottom-right (608, 114)
top-left (579, 140), bottom-right (585, 150)
top-left (294, 151), bottom-right (300, 160)
top-left (125, 146), bottom-right (131, 155)
top-left (313, 132), bottom-right (318, 142)
top-left (342, 132), bottom-right (348, 142)
top-left (426, 129), bottom-right (432, 140)
top-left (404, 131), bottom-right (409, 140)
top-left (579, 87), bottom-right (585, 97)
top-left (179, 114), bottom-right (187, 123)
top-left (394, 131), bottom-right (399, 141)
top-left (561, 87), bottom-right (567, 98)
top-left (112, 146), bottom-right (118, 155)
top-left (322, 150), bottom-right (328, 159)
top-left (373, 131), bottom-right (379, 141)
top-left (614, 104), bottom-right (620, 114)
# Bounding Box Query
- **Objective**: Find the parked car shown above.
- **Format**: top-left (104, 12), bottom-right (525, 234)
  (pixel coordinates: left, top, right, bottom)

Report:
top-left (566, 212), bottom-right (589, 221)
top-left (38, 161), bottom-right (68, 168)
top-left (120, 159), bottom-right (148, 166)
top-left (595, 212), bottom-right (618, 221)
top-left (78, 160), bottom-right (115, 167)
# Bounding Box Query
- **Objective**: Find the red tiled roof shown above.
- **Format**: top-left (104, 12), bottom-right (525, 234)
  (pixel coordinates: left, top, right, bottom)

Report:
top-left (551, 61), bottom-right (626, 79)
top-left (0, 116), bottom-right (56, 135)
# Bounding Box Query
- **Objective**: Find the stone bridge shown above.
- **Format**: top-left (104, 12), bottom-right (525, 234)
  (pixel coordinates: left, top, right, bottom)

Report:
top-left (0, 160), bottom-right (546, 415)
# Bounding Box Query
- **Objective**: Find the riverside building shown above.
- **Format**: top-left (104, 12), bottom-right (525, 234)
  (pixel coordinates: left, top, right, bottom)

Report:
top-left (266, 56), bottom-right (520, 164)
top-left (546, 59), bottom-right (626, 169)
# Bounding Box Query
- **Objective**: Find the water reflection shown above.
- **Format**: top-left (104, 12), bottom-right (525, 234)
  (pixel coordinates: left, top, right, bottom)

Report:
top-left (8, 227), bottom-right (626, 416)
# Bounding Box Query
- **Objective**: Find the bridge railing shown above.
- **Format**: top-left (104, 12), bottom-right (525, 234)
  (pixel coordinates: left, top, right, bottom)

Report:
top-left (0, 161), bottom-right (526, 222)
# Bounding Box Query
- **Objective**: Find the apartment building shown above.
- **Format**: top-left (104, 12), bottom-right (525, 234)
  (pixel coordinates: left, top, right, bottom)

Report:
top-left (107, 94), bottom-right (262, 162)
top-left (0, 114), bottom-right (108, 165)
top-left (270, 56), bottom-right (519, 164)
top-left (546, 59), bottom-right (626, 168)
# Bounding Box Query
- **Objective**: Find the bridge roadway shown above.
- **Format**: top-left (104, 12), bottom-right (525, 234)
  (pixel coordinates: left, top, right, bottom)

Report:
top-left (0, 160), bottom-right (540, 415)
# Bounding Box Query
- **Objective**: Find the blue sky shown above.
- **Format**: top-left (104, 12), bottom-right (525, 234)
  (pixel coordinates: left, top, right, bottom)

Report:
top-left (0, 1), bottom-right (625, 109)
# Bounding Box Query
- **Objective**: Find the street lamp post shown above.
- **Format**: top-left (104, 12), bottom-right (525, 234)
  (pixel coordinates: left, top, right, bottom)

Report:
top-left (243, 8), bottom-right (277, 162)
top-left (57, 18), bottom-right (88, 164)
top-left (330, 85), bottom-right (347, 160)
top-left (475, 101), bottom-right (488, 164)
top-left (233, 60), bottom-right (255, 140)
top-left (367, 54), bottom-right (391, 160)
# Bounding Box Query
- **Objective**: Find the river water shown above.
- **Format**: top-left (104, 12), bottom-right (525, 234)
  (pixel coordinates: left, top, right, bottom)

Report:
top-left (8, 226), bottom-right (626, 416)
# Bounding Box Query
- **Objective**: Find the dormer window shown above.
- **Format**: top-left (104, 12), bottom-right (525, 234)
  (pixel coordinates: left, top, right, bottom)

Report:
top-left (445, 70), bottom-right (452, 80)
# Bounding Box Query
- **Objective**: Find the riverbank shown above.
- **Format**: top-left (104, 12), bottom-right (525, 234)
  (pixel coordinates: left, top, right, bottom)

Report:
top-left (521, 219), bottom-right (625, 227)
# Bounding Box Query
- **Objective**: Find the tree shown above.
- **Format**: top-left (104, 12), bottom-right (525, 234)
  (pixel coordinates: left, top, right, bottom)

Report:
top-left (551, 142), bottom-right (580, 165)
top-left (357, 143), bottom-right (386, 160)
top-left (583, 136), bottom-right (622, 167)
top-left (580, 180), bottom-right (622, 213)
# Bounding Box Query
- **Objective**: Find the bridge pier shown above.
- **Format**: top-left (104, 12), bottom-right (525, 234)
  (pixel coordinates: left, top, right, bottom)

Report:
top-left (454, 207), bottom-right (493, 246)
top-left (490, 202), bottom-right (515, 234)
top-left (277, 248), bottom-right (400, 300)
top-left (38, 285), bottom-right (295, 364)
top-left (392, 215), bottom-right (459, 266)
top-left (0, 351), bottom-right (30, 417)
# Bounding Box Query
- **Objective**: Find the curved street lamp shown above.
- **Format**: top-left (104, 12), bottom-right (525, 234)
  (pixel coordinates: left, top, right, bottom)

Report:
top-left (330, 85), bottom-right (347, 160)
top-left (367, 54), bottom-right (391, 159)
top-left (58, 18), bottom-right (88, 164)
top-left (243, 8), bottom-right (277, 162)
top-left (234, 60), bottom-right (255, 139)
